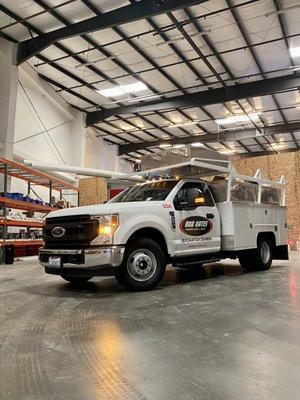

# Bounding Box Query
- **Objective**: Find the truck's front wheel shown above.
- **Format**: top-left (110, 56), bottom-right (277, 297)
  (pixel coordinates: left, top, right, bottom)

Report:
top-left (115, 238), bottom-right (166, 291)
top-left (238, 236), bottom-right (273, 271)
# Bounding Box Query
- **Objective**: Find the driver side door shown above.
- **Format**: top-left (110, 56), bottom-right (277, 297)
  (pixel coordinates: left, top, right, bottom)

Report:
top-left (173, 182), bottom-right (220, 257)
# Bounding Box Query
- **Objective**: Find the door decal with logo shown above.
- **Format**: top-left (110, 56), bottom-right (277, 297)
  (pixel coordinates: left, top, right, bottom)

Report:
top-left (180, 216), bottom-right (212, 236)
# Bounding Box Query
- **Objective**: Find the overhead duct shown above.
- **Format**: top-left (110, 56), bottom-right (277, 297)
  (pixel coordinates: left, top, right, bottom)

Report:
top-left (23, 161), bottom-right (143, 182)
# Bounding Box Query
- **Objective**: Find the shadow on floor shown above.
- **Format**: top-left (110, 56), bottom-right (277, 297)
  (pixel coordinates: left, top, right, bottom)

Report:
top-left (20, 262), bottom-right (248, 300)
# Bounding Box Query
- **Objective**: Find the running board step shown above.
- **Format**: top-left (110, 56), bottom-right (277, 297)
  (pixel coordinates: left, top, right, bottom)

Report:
top-left (173, 258), bottom-right (221, 268)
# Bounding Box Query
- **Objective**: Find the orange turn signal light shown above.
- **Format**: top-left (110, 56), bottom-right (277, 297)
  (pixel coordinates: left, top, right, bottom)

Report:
top-left (195, 197), bottom-right (205, 204)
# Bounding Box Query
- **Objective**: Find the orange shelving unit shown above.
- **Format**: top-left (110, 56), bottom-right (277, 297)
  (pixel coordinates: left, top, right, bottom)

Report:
top-left (0, 196), bottom-right (54, 212)
top-left (0, 157), bottom-right (79, 258)
top-left (0, 219), bottom-right (44, 228)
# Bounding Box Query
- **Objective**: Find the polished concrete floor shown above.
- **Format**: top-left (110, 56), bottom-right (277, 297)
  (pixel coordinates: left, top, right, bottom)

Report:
top-left (0, 253), bottom-right (299, 400)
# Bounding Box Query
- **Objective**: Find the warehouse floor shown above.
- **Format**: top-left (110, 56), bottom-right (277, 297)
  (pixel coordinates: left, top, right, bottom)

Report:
top-left (0, 253), bottom-right (299, 400)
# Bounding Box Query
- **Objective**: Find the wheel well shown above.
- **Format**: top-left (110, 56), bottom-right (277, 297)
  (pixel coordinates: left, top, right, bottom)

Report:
top-left (257, 232), bottom-right (276, 249)
top-left (126, 228), bottom-right (169, 258)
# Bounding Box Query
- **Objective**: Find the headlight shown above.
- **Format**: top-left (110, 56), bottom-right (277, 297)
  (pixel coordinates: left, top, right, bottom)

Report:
top-left (91, 214), bottom-right (119, 245)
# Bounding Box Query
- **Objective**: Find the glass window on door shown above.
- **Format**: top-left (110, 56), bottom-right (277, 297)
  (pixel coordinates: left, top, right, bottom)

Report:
top-left (173, 182), bottom-right (215, 209)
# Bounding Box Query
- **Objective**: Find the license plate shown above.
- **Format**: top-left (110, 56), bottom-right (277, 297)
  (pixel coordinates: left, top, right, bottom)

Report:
top-left (49, 256), bottom-right (61, 268)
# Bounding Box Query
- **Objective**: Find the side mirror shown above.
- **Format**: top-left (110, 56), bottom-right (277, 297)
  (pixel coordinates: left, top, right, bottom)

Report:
top-left (187, 188), bottom-right (205, 208)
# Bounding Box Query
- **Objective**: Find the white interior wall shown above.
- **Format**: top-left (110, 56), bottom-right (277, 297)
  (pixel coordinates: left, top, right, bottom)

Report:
top-left (10, 73), bottom-right (132, 202)
top-left (11, 79), bottom-right (74, 201)
top-left (14, 83), bottom-right (73, 166)
top-left (85, 132), bottom-right (132, 174)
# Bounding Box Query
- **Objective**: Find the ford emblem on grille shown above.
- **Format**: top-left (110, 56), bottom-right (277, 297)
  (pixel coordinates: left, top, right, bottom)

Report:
top-left (52, 226), bottom-right (66, 238)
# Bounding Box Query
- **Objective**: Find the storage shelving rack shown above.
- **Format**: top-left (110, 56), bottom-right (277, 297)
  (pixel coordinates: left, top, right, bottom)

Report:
top-left (0, 157), bottom-right (79, 257)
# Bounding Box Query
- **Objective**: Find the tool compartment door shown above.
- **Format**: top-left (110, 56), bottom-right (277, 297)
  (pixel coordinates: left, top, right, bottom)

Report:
top-left (232, 203), bottom-right (256, 249)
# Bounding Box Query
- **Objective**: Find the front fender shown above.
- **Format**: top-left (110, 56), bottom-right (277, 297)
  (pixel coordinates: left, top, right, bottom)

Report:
top-left (114, 212), bottom-right (174, 253)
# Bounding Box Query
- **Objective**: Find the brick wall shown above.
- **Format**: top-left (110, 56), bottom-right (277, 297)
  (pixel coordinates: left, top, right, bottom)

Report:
top-left (232, 151), bottom-right (300, 249)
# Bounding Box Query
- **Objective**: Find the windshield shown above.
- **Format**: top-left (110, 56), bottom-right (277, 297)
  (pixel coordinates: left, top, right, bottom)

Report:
top-left (109, 180), bottom-right (178, 203)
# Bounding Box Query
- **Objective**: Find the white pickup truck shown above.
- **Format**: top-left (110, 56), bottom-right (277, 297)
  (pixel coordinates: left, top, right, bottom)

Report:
top-left (39, 158), bottom-right (288, 290)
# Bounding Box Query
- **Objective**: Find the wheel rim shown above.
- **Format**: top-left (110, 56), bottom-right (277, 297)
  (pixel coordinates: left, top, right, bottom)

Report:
top-left (127, 248), bottom-right (157, 282)
top-left (261, 241), bottom-right (271, 264)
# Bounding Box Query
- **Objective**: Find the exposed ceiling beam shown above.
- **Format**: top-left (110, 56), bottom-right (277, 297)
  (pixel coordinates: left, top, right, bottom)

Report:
top-left (14, 0), bottom-right (209, 65)
top-left (31, 0), bottom-right (196, 142)
top-left (0, 0), bottom-right (76, 31)
top-left (78, 0), bottom-right (216, 141)
top-left (232, 147), bottom-right (299, 160)
top-left (272, 0), bottom-right (299, 149)
top-left (86, 74), bottom-right (300, 125)
top-left (225, 0), bottom-right (299, 152)
top-left (128, 1), bottom-right (258, 151)
top-left (33, 33), bottom-right (300, 73)
top-left (180, 6), bottom-right (270, 151)
top-left (118, 122), bottom-right (300, 154)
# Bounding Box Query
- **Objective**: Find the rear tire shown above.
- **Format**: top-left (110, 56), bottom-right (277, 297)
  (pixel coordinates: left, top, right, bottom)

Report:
top-left (115, 238), bottom-right (166, 291)
top-left (238, 236), bottom-right (273, 271)
top-left (61, 275), bottom-right (92, 284)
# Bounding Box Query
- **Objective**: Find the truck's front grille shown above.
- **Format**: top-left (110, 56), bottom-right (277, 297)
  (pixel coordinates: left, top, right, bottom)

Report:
top-left (43, 214), bottom-right (98, 249)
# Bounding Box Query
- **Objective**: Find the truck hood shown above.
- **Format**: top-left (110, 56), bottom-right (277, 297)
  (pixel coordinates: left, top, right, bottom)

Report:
top-left (45, 201), bottom-right (161, 219)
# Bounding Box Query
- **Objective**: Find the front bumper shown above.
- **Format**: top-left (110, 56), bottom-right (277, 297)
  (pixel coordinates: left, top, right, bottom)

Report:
top-left (39, 246), bottom-right (125, 276)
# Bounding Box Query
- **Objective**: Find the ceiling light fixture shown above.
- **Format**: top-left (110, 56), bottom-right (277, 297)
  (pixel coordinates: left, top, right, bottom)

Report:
top-left (215, 113), bottom-right (260, 125)
top-left (159, 143), bottom-right (172, 148)
top-left (271, 142), bottom-right (288, 150)
top-left (156, 31), bottom-right (210, 47)
top-left (191, 142), bottom-right (204, 147)
top-left (169, 120), bottom-right (201, 129)
top-left (105, 93), bottom-right (161, 105)
top-left (75, 55), bottom-right (117, 68)
top-left (290, 47), bottom-right (300, 58)
top-left (127, 94), bottom-right (162, 103)
top-left (219, 149), bottom-right (236, 155)
top-left (96, 82), bottom-right (148, 98)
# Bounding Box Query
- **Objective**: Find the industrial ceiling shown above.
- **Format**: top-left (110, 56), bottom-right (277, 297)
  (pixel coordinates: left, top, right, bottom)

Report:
top-left (0, 0), bottom-right (299, 162)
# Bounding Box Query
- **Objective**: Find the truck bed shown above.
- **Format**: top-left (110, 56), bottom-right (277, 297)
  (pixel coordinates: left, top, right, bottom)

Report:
top-left (217, 201), bottom-right (288, 251)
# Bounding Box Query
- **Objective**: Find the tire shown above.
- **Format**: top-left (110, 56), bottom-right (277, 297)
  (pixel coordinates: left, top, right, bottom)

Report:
top-left (238, 236), bottom-right (273, 271)
top-left (115, 238), bottom-right (166, 291)
top-left (60, 275), bottom-right (92, 284)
